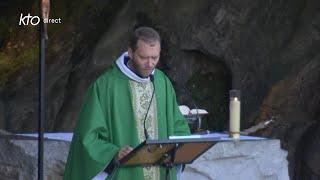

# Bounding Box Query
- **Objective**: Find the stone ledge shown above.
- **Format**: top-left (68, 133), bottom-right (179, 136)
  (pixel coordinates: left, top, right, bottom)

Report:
top-left (0, 136), bottom-right (70, 180)
top-left (0, 134), bottom-right (288, 180)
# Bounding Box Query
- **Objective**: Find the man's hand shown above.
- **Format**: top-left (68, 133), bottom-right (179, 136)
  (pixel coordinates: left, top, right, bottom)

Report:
top-left (116, 146), bottom-right (133, 161)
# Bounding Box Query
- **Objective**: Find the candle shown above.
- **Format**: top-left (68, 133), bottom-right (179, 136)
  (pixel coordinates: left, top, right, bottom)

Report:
top-left (229, 92), bottom-right (240, 139)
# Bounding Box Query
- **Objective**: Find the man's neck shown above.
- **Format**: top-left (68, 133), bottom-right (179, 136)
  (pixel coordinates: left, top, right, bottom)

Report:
top-left (127, 59), bottom-right (148, 79)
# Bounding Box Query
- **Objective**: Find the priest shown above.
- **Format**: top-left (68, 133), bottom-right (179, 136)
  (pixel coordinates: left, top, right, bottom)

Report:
top-left (63, 26), bottom-right (190, 180)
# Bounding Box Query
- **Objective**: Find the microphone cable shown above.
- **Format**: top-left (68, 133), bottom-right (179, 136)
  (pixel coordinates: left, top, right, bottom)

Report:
top-left (143, 74), bottom-right (155, 140)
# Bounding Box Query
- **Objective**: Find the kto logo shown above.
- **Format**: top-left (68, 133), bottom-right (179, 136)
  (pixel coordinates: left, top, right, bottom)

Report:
top-left (19, 13), bottom-right (40, 25)
top-left (19, 13), bottom-right (62, 26)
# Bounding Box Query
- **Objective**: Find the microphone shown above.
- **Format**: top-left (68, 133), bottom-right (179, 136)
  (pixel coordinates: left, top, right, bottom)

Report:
top-left (143, 74), bottom-right (155, 140)
top-left (149, 74), bottom-right (154, 82)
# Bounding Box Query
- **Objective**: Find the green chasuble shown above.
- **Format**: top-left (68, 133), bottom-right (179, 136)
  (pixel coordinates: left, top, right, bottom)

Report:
top-left (63, 63), bottom-right (190, 180)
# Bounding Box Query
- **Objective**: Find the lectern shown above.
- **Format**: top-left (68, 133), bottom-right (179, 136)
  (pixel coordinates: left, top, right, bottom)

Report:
top-left (118, 137), bottom-right (221, 180)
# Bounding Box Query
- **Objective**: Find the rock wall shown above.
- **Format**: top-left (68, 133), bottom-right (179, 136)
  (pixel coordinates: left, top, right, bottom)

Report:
top-left (0, 136), bottom-right (69, 179)
top-left (0, 0), bottom-right (319, 178)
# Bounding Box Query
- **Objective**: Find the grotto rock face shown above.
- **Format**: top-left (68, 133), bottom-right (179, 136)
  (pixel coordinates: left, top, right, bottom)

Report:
top-left (0, 0), bottom-right (320, 178)
top-left (0, 135), bottom-right (70, 179)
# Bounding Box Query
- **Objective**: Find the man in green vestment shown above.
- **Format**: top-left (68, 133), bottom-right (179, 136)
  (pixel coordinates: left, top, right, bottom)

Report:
top-left (64, 27), bottom-right (190, 180)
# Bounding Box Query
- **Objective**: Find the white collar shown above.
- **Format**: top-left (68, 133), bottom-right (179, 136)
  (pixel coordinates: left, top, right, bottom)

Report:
top-left (116, 52), bottom-right (154, 83)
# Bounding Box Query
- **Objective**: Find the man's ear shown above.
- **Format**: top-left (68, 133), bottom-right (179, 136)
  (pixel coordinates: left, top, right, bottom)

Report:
top-left (128, 47), bottom-right (133, 59)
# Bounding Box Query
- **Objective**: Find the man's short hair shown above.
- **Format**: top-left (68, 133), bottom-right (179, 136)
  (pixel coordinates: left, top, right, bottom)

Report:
top-left (129, 26), bottom-right (161, 51)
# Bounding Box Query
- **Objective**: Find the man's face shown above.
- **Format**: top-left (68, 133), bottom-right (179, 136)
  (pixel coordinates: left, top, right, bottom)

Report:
top-left (128, 39), bottom-right (160, 78)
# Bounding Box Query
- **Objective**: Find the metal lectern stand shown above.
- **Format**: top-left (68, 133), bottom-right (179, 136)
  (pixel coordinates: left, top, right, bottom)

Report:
top-left (119, 137), bottom-right (221, 180)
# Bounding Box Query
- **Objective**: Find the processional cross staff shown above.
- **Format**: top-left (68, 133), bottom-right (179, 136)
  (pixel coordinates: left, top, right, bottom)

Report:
top-left (38, 0), bottom-right (50, 179)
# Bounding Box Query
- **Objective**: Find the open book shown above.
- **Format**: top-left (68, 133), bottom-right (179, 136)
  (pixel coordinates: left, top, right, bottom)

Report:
top-left (179, 105), bottom-right (208, 116)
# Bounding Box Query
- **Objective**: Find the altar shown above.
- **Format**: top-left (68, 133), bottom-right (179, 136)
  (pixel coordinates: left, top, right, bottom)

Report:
top-left (0, 132), bottom-right (289, 180)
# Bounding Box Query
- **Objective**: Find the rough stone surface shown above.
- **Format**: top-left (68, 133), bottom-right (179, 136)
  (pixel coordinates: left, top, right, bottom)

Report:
top-left (182, 140), bottom-right (289, 180)
top-left (0, 136), bottom-right (70, 180)
top-left (0, 134), bottom-right (288, 180)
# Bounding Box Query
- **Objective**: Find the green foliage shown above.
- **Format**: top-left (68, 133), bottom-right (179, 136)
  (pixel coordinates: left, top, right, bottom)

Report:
top-left (0, 46), bottom-right (38, 87)
top-left (0, 19), bottom-right (9, 34)
top-left (0, 18), bottom-right (10, 45)
top-left (0, 0), bottom-right (127, 88)
top-left (15, 45), bottom-right (38, 66)
top-left (0, 54), bottom-right (14, 87)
